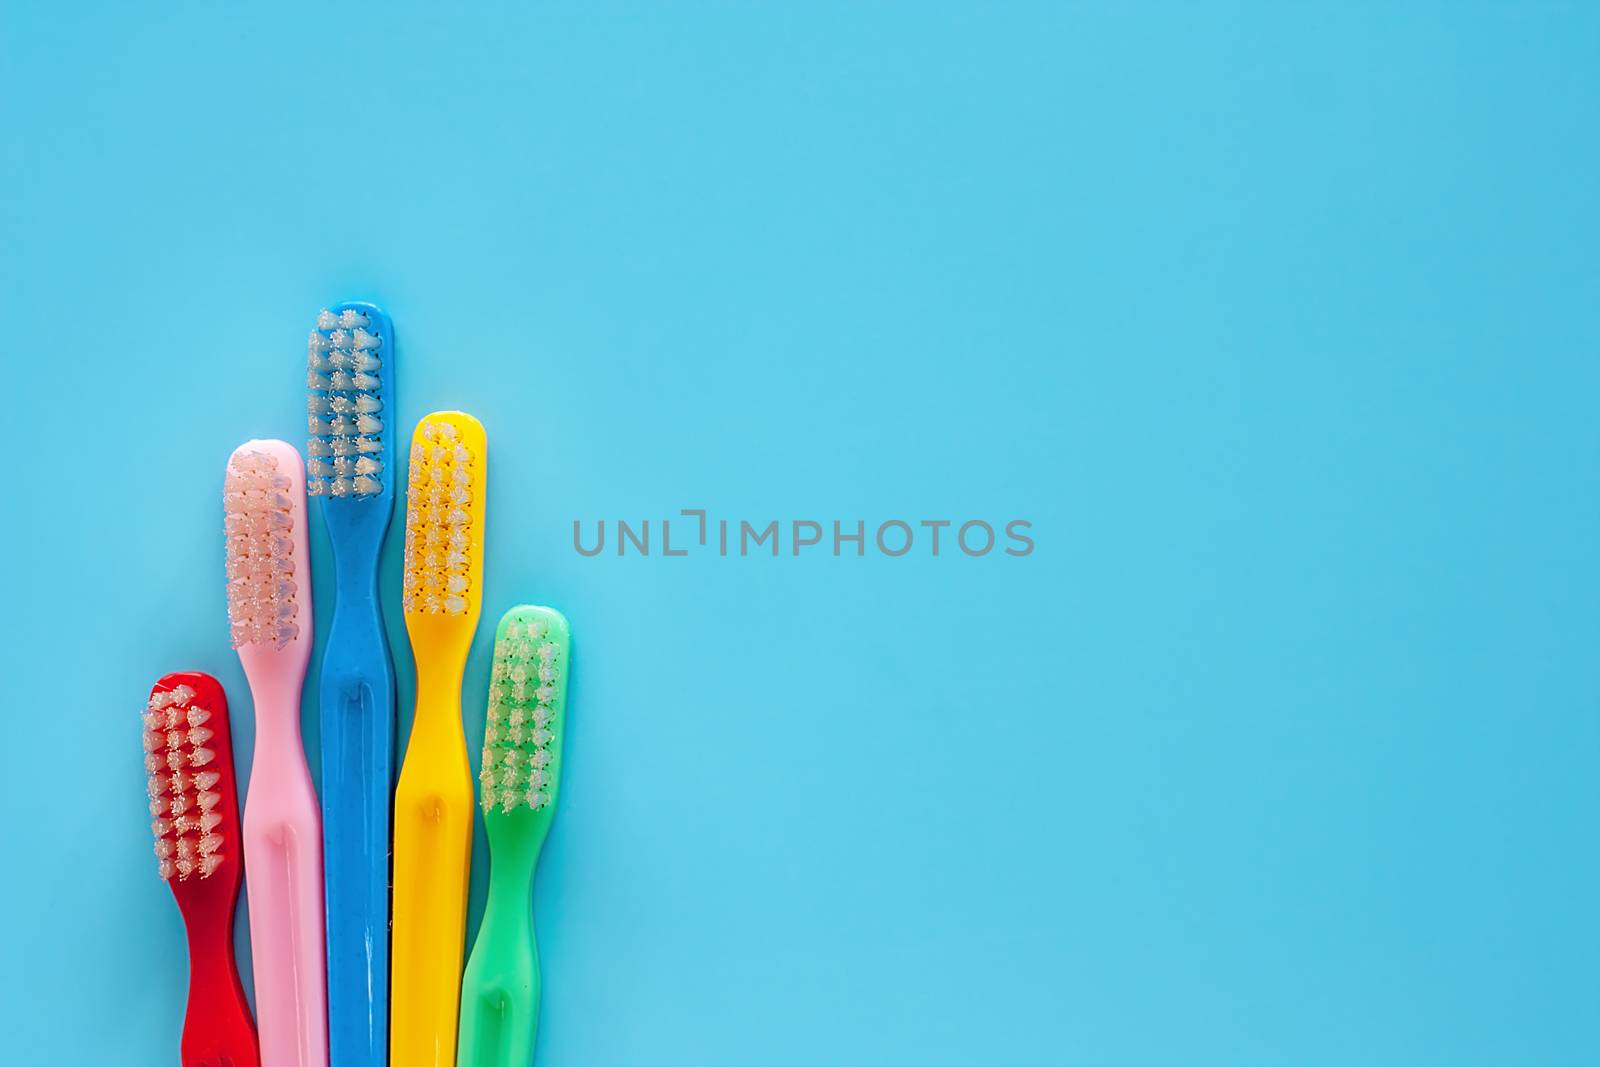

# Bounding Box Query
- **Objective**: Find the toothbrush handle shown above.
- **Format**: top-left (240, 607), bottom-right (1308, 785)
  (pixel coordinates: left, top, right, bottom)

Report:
top-left (457, 862), bottom-right (539, 1067)
top-left (390, 679), bottom-right (475, 1067)
top-left (179, 874), bottom-right (260, 1067)
top-left (244, 692), bottom-right (329, 1067)
top-left (320, 575), bottom-right (396, 1067)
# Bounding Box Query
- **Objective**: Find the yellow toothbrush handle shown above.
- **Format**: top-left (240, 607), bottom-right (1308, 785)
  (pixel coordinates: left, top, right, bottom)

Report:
top-left (390, 682), bottom-right (475, 1067)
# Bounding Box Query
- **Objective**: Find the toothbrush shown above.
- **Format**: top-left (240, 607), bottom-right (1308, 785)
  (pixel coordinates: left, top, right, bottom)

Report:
top-left (391, 412), bottom-right (487, 1067)
top-left (225, 441), bottom-right (328, 1067)
top-left (458, 606), bottom-right (572, 1067)
top-left (306, 303), bottom-right (397, 1067)
top-left (142, 671), bottom-right (260, 1067)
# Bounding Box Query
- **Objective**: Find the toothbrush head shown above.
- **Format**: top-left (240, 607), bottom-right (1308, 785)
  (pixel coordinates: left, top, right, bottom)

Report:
top-left (401, 411), bottom-right (487, 636)
top-left (224, 440), bottom-right (313, 670)
top-left (143, 672), bottom-right (242, 888)
top-left (479, 605), bottom-right (571, 821)
top-left (306, 303), bottom-right (395, 509)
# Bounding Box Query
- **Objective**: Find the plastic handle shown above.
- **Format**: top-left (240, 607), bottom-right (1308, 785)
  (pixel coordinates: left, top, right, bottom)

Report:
top-left (457, 840), bottom-right (539, 1067)
top-left (179, 870), bottom-right (260, 1067)
top-left (244, 682), bottom-right (329, 1067)
top-left (320, 555), bottom-right (395, 1067)
top-left (390, 666), bottom-right (475, 1067)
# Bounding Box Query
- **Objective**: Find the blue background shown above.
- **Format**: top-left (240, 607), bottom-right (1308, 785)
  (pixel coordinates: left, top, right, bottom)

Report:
top-left (3, 3), bottom-right (1597, 1065)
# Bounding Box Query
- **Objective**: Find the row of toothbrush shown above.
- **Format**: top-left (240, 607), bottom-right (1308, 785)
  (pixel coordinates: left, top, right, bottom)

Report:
top-left (142, 302), bottom-right (568, 1067)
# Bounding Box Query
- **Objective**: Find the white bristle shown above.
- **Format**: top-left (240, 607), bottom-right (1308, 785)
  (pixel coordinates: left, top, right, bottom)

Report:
top-left (144, 687), bottom-right (227, 881)
top-left (478, 619), bottom-right (562, 814)
top-left (224, 450), bottom-right (301, 650)
top-left (307, 308), bottom-right (385, 499)
top-left (402, 420), bottom-right (477, 616)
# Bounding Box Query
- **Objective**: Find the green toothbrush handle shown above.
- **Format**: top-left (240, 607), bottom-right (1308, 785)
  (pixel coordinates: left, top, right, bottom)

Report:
top-left (458, 858), bottom-right (541, 1067)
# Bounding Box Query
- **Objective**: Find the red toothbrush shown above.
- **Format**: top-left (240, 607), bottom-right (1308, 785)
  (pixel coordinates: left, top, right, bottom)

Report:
top-left (143, 671), bottom-right (260, 1067)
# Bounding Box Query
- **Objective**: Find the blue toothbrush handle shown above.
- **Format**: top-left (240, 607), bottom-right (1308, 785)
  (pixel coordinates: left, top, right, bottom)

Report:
top-left (320, 561), bottom-right (396, 1067)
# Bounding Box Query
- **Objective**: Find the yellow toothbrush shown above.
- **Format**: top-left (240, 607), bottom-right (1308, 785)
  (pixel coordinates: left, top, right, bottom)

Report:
top-left (391, 411), bottom-right (486, 1067)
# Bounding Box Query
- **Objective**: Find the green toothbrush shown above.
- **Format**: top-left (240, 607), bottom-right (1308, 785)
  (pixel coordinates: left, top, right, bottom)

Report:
top-left (458, 604), bottom-right (572, 1067)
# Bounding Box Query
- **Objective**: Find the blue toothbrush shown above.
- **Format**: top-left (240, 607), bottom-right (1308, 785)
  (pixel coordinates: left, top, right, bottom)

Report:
top-left (306, 302), bottom-right (397, 1067)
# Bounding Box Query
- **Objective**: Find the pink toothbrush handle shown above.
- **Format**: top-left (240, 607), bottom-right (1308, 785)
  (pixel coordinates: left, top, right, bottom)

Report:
top-left (243, 685), bottom-right (328, 1067)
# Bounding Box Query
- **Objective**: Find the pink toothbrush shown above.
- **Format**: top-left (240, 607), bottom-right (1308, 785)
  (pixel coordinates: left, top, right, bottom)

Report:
top-left (224, 440), bottom-right (328, 1067)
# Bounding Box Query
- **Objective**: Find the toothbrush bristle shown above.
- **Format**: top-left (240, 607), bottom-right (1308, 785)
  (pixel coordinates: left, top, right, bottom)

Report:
top-left (480, 615), bottom-right (565, 814)
top-left (306, 307), bottom-right (384, 499)
top-left (402, 418), bottom-right (479, 615)
top-left (224, 449), bottom-right (301, 649)
top-left (143, 685), bottom-right (226, 881)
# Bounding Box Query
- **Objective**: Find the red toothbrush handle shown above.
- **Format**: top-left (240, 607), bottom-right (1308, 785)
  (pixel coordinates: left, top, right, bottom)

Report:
top-left (178, 874), bottom-right (259, 1067)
